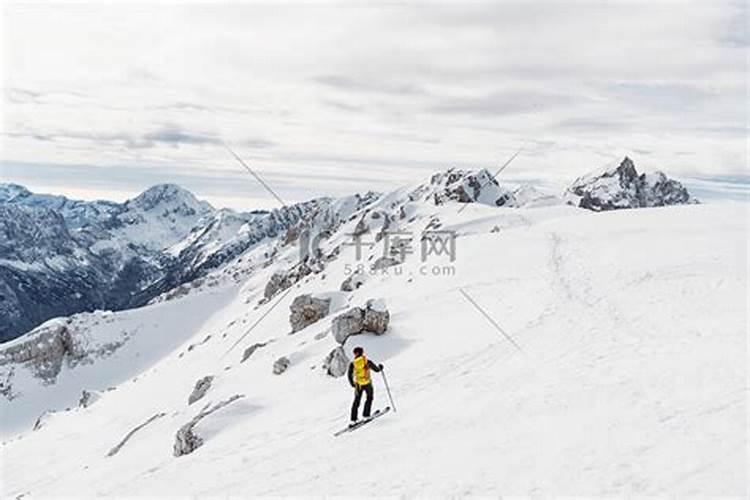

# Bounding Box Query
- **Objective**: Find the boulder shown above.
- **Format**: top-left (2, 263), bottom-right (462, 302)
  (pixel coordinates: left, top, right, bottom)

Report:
top-left (188, 375), bottom-right (214, 405)
top-left (331, 307), bottom-right (365, 344)
top-left (273, 356), bottom-right (291, 375)
top-left (363, 299), bottom-right (390, 335)
top-left (289, 294), bottom-right (331, 333)
top-left (322, 346), bottom-right (350, 378)
top-left (331, 299), bottom-right (390, 343)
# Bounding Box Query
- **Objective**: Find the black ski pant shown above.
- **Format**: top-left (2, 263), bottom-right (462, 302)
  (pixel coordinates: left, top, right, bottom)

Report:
top-left (351, 383), bottom-right (374, 421)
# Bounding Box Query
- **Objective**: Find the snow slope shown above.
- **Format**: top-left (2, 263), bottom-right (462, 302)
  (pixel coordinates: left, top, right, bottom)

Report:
top-left (1, 198), bottom-right (746, 496)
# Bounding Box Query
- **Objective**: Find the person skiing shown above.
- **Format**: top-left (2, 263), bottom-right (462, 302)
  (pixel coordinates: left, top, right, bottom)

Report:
top-left (348, 346), bottom-right (383, 425)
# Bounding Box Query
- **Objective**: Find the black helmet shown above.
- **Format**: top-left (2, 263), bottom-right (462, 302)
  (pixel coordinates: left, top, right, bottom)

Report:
top-left (353, 346), bottom-right (364, 356)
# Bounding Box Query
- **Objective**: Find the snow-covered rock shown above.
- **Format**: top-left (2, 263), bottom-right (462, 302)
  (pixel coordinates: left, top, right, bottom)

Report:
top-left (564, 157), bottom-right (697, 211)
top-left (289, 294), bottom-right (331, 333)
top-left (363, 299), bottom-right (389, 335)
top-left (412, 168), bottom-right (517, 207)
top-left (331, 300), bottom-right (390, 343)
top-left (331, 307), bottom-right (365, 344)
top-left (322, 346), bottom-right (350, 378)
top-left (188, 375), bottom-right (214, 405)
top-left (272, 356), bottom-right (290, 375)
top-left (240, 342), bottom-right (267, 363)
top-left (78, 389), bottom-right (102, 408)
top-left (512, 185), bottom-right (563, 208)
top-left (340, 269), bottom-right (367, 291)
top-left (173, 395), bottom-right (244, 457)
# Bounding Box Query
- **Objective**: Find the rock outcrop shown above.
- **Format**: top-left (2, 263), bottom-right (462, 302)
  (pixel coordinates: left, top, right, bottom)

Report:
top-left (173, 394), bottom-right (244, 457)
top-left (188, 375), bottom-right (214, 405)
top-left (322, 346), bottom-right (350, 377)
top-left (79, 389), bottom-right (102, 408)
top-left (565, 157), bottom-right (697, 212)
top-left (264, 271), bottom-right (293, 300)
top-left (289, 294), bottom-right (331, 333)
top-left (241, 342), bottom-right (267, 363)
top-left (0, 319), bottom-right (127, 384)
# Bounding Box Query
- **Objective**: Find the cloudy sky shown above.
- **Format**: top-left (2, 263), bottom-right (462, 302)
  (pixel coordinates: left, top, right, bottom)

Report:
top-left (1, 0), bottom-right (747, 209)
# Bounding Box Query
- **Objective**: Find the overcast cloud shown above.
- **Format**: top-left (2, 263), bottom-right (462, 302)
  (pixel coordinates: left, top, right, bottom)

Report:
top-left (1, 0), bottom-right (747, 209)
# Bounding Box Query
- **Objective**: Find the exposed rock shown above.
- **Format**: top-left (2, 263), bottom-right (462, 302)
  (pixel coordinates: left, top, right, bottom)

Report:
top-left (340, 270), bottom-right (367, 291)
top-left (79, 389), bottom-right (102, 408)
top-left (173, 394), bottom-right (244, 457)
top-left (0, 319), bottom-right (127, 384)
top-left (273, 356), bottom-right (291, 375)
top-left (409, 168), bottom-right (517, 207)
top-left (264, 270), bottom-right (292, 300)
top-left (107, 412), bottom-right (166, 457)
top-left (188, 375), bottom-right (214, 405)
top-left (289, 294), bottom-right (331, 333)
top-left (33, 410), bottom-right (57, 431)
top-left (564, 157), bottom-right (697, 212)
top-left (363, 299), bottom-right (390, 335)
top-left (372, 256), bottom-right (400, 271)
top-left (241, 342), bottom-right (267, 363)
top-left (331, 299), bottom-right (390, 344)
top-left (331, 307), bottom-right (365, 344)
top-left (323, 346), bottom-right (350, 377)
top-left (353, 217), bottom-right (369, 236)
top-left (262, 261), bottom-right (321, 303)
top-left (0, 366), bottom-right (17, 400)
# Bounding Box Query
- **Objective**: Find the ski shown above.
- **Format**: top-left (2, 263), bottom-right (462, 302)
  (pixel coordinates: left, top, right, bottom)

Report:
top-left (333, 407), bottom-right (391, 437)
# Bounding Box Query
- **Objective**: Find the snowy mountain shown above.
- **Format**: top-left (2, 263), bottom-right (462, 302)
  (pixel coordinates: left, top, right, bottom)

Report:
top-left (0, 168), bottom-right (744, 496)
top-left (0, 184), bottom-right (331, 342)
top-left (564, 157), bottom-right (697, 211)
top-left (412, 167), bottom-right (517, 207)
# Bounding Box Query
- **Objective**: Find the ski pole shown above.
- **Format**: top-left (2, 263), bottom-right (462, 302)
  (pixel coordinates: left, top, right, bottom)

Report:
top-left (381, 369), bottom-right (397, 413)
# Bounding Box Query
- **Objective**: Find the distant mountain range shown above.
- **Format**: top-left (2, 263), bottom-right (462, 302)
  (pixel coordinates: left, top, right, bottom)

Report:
top-left (0, 157), bottom-right (696, 342)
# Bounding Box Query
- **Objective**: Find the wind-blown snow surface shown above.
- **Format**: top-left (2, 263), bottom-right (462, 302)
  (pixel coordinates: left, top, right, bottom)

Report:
top-left (1, 202), bottom-right (747, 496)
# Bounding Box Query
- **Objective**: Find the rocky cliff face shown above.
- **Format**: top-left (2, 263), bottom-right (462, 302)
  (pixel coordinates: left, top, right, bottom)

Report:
top-left (564, 157), bottom-right (697, 211)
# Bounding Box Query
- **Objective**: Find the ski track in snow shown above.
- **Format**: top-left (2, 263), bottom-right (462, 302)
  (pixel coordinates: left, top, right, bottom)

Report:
top-left (0, 202), bottom-right (747, 497)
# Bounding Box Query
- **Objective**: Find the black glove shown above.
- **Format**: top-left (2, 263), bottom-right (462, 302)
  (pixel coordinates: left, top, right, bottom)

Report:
top-left (378, 364), bottom-right (384, 370)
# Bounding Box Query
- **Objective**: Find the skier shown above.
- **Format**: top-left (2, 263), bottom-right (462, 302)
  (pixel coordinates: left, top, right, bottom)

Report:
top-left (348, 346), bottom-right (383, 426)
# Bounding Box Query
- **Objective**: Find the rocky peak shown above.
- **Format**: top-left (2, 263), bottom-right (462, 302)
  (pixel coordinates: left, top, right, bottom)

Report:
top-left (412, 168), bottom-right (517, 207)
top-left (565, 157), bottom-right (697, 212)
top-left (615, 156), bottom-right (639, 185)
top-left (126, 184), bottom-right (213, 215)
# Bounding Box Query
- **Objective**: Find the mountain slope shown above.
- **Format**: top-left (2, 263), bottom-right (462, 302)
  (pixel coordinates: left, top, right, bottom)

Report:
top-left (0, 184), bottom-right (337, 342)
top-left (1, 193), bottom-right (745, 496)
